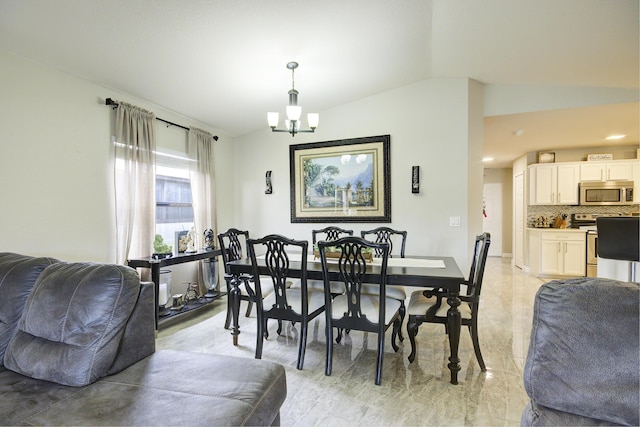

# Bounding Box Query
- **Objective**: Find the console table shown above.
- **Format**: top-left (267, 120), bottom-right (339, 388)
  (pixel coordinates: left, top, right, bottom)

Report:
top-left (127, 249), bottom-right (223, 329)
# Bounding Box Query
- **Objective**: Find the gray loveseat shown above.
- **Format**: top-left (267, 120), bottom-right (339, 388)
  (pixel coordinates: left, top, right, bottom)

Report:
top-left (0, 252), bottom-right (286, 426)
top-left (521, 277), bottom-right (639, 426)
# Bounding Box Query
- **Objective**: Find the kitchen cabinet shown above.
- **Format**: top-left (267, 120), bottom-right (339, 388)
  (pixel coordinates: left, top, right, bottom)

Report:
top-left (529, 163), bottom-right (580, 205)
top-left (528, 229), bottom-right (586, 277)
top-left (580, 160), bottom-right (634, 182)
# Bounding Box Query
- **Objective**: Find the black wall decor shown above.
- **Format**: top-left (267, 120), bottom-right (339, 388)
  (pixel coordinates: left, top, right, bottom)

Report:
top-left (265, 171), bottom-right (273, 194)
top-left (412, 166), bottom-right (420, 193)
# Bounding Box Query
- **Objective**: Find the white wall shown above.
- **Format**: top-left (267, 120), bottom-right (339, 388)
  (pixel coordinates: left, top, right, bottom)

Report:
top-left (0, 50), bottom-right (232, 263)
top-left (230, 78), bottom-right (486, 271)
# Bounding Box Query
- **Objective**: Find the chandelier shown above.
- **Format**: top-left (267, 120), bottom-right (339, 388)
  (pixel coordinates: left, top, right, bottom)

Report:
top-left (267, 62), bottom-right (319, 136)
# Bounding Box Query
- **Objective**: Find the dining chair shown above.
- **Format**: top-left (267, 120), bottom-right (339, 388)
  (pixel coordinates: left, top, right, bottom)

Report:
top-left (217, 228), bottom-right (273, 330)
top-left (360, 227), bottom-right (408, 341)
top-left (311, 226), bottom-right (354, 245)
top-left (318, 236), bottom-right (402, 385)
top-left (292, 226), bottom-right (354, 297)
top-left (360, 227), bottom-right (407, 258)
top-left (246, 234), bottom-right (325, 370)
top-left (406, 232), bottom-right (491, 370)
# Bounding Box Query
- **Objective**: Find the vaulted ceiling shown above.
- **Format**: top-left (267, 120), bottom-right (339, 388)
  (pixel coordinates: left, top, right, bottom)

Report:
top-left (1, 0), bottom-right (637, 167)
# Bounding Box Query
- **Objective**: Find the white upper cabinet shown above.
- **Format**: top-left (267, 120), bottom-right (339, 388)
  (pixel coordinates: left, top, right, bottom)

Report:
top-left (579, 160), bottom-right (634, 182)
top-left (529, 163), bottom-right (580, 205)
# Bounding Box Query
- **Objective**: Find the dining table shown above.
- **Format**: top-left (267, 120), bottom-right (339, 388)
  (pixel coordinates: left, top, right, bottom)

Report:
top-left (225, 253), bottom-right (466, 384)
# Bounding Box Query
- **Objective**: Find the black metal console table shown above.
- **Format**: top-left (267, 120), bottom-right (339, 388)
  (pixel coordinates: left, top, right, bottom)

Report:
top-left (127, 249), bottom-right (223, 329)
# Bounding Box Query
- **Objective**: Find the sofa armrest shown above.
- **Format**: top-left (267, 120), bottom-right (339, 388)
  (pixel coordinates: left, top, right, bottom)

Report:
top-left (523, 277), bottom-right (639, 426)
top-left (108, 281), bottom-right (155, 375)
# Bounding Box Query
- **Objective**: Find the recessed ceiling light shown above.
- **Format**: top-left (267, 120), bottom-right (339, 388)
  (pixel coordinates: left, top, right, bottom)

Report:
top-left (513, 129), bottom-right (524, 136)
top-left (605, 134), bottom-right (626, 141)
top-left (482, 157), bottom-right (494, 162)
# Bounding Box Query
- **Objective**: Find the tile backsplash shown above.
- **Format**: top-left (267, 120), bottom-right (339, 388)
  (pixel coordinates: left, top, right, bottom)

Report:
top-left (527, 204), bottom-right (640, 227)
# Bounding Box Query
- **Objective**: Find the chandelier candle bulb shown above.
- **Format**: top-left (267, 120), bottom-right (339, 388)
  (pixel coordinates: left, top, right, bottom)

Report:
top-left (267, 112), bottom-right (279, 128)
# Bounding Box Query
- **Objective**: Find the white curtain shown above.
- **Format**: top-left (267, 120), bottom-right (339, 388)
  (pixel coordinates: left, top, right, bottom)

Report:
top-left (188, 127), bottom-right (217, 293)
top-left (114, 101), bottom-right (156, 265)
top-left (188, 127), bottom-right (217, 244)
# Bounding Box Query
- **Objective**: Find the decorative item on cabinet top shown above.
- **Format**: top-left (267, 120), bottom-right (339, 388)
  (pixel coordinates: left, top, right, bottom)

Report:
top-left (587, 153), bottom-right (613, 161)
top-left (538, 152), bottom-right (555, 163)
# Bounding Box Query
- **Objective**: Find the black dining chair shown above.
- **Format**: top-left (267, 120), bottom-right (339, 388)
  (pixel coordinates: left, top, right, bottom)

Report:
top-left (217, 228), bottom-right (273, 330)
top-left (291, 226), bottom-right (354, 297)
top-left (246, 234), bottom-right (325, 370)
top-left (311, 226), bottom-right (354, 245)
top-left (318, 236), bottom-right (402, 385)
top-left (360, 227), bottom-right (407, 258)
top-left (596, 217), bottom-right (640, 283)
top-left (406, 232), bottom-right (491, 370)
top-left (360, 227), bottom-right (409, 341)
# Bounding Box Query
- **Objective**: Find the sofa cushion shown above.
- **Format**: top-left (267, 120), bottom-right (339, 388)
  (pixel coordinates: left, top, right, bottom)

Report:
top-left (1, 350), bottom-right (287, 426)
top-left (0, 252), bottom-right (58, 365)
top-left (523, 277), bottom-right (639, 426)
top-left (4, 262), bottom-right (141, 386)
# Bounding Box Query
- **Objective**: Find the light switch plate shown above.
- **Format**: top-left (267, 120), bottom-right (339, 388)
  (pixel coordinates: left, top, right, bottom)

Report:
top-left (449, 216), bottom-right (461, 227)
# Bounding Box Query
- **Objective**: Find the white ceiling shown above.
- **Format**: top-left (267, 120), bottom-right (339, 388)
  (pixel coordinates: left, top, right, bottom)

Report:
top-left (1, 0), bottom-right (638, 167)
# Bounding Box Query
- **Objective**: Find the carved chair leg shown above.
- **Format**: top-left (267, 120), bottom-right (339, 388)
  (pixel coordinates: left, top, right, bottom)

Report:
top-left (245, 300), bottom-right (253, 318)
top-left (336, 327), bottom-right (343, 344)
top-left (407, 315), bottom-right (420, 363)
top-left (397, 301), bottom-right (405, 342)
top-left (277, 320), bottom-right (283, 335)
top-left (391, 318), bottom-right (400, 352)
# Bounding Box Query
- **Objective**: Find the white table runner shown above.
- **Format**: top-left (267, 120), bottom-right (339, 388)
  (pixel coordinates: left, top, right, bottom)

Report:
top-left (258, 253), bottom-right (445, 268)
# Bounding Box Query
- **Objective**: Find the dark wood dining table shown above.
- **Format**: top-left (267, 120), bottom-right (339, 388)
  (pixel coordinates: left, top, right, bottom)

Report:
top-left (226, 254), bottom-right (466, 384)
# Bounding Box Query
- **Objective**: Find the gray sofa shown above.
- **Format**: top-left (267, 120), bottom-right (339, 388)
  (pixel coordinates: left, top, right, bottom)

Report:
top-left (0, 252), bottom-right (286, 426)
top-left (521, 277), bottom-right (639, 426)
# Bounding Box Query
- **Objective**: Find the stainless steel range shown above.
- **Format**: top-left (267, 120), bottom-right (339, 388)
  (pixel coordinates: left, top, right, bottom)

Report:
top-left (570, 213), bottom-right (634, 277)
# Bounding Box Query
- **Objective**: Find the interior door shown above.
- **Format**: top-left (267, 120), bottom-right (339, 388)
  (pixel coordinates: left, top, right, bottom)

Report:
top-left (483, 183), bottom-right (503, 257)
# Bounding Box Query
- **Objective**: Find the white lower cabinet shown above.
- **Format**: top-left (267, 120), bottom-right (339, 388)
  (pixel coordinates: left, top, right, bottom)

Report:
top-left (529, 229), bottom-right (586, 277)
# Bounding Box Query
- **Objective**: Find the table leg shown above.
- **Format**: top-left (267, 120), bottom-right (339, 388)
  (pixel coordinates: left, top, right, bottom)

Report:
top-left (151, 264), bottom-right (160, 331)
top-left (446, 293), bottom-right (462, 385)
top-left (229, 275), bottom-right (242, 346)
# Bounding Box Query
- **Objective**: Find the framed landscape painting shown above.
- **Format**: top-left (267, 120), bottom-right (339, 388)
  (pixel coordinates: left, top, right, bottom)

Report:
top-left (290, 135), bottom-right (390, 223)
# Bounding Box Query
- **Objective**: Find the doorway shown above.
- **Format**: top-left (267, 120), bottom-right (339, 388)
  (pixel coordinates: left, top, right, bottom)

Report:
top-left (483, 183), bottom-right (503, 257)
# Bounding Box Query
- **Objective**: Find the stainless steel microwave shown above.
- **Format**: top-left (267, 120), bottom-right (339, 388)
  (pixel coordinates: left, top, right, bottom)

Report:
top-left (579, 181), bottom-right (634, 205)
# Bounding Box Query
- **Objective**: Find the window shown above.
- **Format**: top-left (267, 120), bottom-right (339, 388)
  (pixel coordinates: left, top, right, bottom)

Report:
top-left (155, 150), bottom-right (194, 254)
top-left (156, 175), bottom-right (193, 224)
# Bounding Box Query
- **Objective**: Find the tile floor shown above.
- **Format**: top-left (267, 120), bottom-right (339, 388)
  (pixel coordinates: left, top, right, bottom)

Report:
top-left (156, 257), bottom-right (545, 426)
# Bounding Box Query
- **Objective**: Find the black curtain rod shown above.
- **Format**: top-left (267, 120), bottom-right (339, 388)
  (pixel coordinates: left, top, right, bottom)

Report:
top-left (105, 98), bottom-right (218, 141)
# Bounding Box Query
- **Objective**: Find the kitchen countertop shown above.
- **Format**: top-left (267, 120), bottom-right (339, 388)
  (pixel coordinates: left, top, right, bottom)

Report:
top-left (527, 227), bottom-right (587, 233)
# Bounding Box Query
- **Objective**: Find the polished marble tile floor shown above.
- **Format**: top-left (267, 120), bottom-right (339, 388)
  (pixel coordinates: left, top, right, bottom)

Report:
top-left (157, 257), bottom-right (545, 426)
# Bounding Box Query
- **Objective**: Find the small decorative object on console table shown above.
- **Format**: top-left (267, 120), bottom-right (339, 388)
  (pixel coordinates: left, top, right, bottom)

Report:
top-left (203, 228), bottom-right (215, 250)
top-left (185, 226), bottom-right (197, 253)
top-left (152, 234), bottom-right (172, 259)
